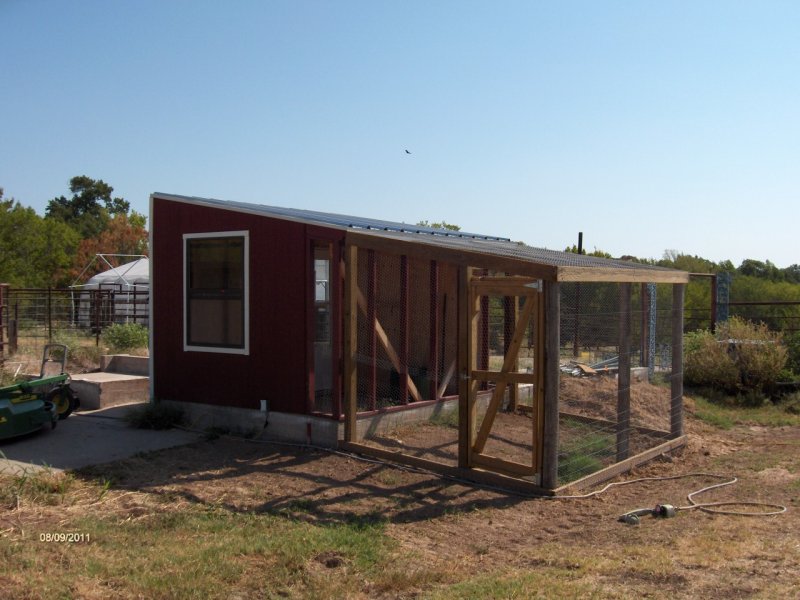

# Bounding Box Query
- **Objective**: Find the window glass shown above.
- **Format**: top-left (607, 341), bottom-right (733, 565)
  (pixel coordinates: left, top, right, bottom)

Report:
top-left (185, 235), bottom-right (246, 350)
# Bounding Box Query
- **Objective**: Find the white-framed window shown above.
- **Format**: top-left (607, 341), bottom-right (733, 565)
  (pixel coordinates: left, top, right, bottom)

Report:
top-left (183, 231), bottom-right (249, 354)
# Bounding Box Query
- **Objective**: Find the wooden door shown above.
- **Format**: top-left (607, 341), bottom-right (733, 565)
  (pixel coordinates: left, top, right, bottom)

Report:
top-left (465, 276), bottom-right (545, 479)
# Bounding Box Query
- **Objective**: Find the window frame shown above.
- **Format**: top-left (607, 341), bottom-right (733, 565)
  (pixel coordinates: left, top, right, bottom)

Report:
top-left (183, 230), bottom-right (250, 355)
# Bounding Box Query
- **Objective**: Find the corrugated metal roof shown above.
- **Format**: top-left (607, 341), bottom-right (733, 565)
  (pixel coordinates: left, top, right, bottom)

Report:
top-left (152, 192), bottom-right (687, 282)
top-left (153, 193), bottom-right (509, 241)
top-left (354, 229), bottom-right (678, 272)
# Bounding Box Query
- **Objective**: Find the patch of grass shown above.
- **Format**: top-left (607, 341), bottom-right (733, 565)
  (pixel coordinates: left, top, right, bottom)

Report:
top-left (124, 402), bottom-right (184, 430)
top-left (691, 396), bottom-right (800, 428)
top-left (558, 418), bottom-right (615, 483)
top-left (51, 329), bottom-right (102, 367)
top-left (428, 409), bottom-right (459, 429)
top-left (428, 568), bottom-right (599, 599)
top-left (0, 466), bottom-right (75, 508)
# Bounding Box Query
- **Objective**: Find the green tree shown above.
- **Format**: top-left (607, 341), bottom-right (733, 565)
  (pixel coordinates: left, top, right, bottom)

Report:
top-left (46, 175), bottom-right (131, 238)
top-left (0, 189), bottom-right (80, 287)
top-left (416, 220), bottom-right (461, 231)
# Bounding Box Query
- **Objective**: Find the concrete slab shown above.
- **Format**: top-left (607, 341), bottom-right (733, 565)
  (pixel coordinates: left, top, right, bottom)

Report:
top-left (0, 403), bottom-right (202, 475)
top-left (70, 372), bottom-right (150, 410)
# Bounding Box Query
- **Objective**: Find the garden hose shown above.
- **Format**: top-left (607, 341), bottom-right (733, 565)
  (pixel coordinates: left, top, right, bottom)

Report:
top-left (617, 474), bottom-right (787, 525)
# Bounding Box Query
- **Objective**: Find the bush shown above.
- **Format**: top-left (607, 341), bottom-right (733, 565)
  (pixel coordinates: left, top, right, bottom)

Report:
top-left (684, 317), bottom-right (787, 399)
top-left (102, 323), bottom-right (149, 352)
top-left (684, 330), bottom-right (739, 391)
top-left (783, 332), bottom-right (800, 379)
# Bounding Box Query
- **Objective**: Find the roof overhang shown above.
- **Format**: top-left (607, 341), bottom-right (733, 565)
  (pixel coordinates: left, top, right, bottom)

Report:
top-left (346, 230), bottom-right (690, 284)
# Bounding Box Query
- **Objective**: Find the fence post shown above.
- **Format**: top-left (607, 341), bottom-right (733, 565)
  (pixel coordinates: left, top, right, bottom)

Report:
top-left (647, 283), bottom-right (657, 380)
top-left (47, 287), bottom-right (52, 341)
top-left (542, 280), bottom-right (560, 489)
top-left (617, 283), bottom-right (631, 462)
top-left (0, 283), bottom-right (7, 363)
top-left (671, 284), bottom-right (685, 439)
top-left (716, 272), bottom-right (731, 324)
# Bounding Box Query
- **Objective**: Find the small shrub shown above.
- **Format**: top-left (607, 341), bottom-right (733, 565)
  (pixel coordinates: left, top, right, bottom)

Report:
top-left (102, 323), bottom-right (149, 353)
top-left (125, 403), bottom-right (183, 430)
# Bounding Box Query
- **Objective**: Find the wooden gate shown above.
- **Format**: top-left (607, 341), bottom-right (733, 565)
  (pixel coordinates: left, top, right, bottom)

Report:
top-left (464, 275), bottom-right (545, 480)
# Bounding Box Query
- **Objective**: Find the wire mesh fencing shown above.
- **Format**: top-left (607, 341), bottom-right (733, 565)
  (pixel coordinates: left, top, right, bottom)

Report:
top-left (557, 282), bottom-right (675, 484)
top-left (0, 287), bottom-right (149, 373)
top-left (352, 250), bottom-right (461, 467)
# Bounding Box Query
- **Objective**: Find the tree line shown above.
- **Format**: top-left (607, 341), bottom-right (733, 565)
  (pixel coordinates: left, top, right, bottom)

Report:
top-left (0, 176), bottom-right (147, 288)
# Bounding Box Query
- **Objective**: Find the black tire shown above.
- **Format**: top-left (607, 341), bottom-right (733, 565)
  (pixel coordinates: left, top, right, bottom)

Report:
top-left (47, 386), bottom-right (76, 420)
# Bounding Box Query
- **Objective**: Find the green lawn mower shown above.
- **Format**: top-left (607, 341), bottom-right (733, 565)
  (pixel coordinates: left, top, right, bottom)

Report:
top-left (0, 344), bottom-right (80, 441)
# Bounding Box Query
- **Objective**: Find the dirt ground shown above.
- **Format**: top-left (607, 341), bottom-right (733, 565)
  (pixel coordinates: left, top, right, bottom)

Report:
top-left (70, 413), bottom-right (800, 598)
top-left (360, 376), bottom-right (673, 482)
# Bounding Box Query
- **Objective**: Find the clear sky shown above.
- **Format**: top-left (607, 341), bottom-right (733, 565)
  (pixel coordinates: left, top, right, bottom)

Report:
top-left (2, 1), bottom-right (798, 268)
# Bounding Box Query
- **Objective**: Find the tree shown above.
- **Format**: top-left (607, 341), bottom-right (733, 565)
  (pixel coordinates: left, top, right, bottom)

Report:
top-left (416, 220), bottom-right (461, 231)
top-left (46, 175), bottom-right (132, 238)
top-left (69, 213), bottom-right (149, 282)
top-left (0, 188), bottom-right (80, 287)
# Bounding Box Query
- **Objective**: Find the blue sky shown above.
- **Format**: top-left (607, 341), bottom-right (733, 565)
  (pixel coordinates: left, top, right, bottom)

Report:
top-left (2, 1), bottom-right (798, 267)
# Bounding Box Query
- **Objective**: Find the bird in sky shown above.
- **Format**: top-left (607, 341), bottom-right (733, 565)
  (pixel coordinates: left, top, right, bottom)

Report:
top-left (405, 149), bottom-right (411, 154)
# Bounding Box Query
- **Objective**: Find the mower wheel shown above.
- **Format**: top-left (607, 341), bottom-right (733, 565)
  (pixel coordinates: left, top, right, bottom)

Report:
top-left (47, 387), bottom-right (77, 420)
top-left (43, 401), bottom-right (57, 429)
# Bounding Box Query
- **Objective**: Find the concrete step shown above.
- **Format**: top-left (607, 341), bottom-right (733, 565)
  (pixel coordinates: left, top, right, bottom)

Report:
top-left (100, 354), bottom-right (149, 376)
top-left (69, 372), bottom-right (149, 410)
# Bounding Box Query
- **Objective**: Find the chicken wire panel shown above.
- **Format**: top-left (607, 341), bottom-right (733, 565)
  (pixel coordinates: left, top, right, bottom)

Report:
top-left (557, 282), bottom-right (673, 485)
top-left (353, 251), bottom-right (460, 467)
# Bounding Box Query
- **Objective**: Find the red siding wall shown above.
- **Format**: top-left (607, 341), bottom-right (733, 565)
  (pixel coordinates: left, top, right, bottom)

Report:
top-left (152, 197), bottom-right (340, 414)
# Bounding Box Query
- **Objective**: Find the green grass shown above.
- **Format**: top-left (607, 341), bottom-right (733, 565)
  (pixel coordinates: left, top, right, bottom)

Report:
top-left (3, 497), bottom-right (397, 599)
top-left (692, 396), bottom-right (800, 429)
top-left (428, 409), bottom-right (459, 429)
top-left (557, 418), bottom-right (615, 484)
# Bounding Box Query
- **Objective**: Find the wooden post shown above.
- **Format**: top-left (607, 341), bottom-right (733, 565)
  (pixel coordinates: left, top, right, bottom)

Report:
top-left (479, 294), bottom-right (489, 390)
top-left (458, 266), bottom-right (477, 468)
top-left (343, 245), bottom-right (359, 443)
top-left (429, 260), bottom-right (440, 400)
top-left (671, 283), bottom-right (685, 438)
top-left (617, 283), bottom-right (632, 462)
top-left (640, 283), bottom-right (648, 368)
top-left (542, 280), bottom-right (560, 489)
top-left (504, 295), bottom-right (519, 411)
top-left (331, 243), bottom-right (344, 419)
top-left (367, 250), bottom-right (377, 410)
top-left (399, 255), bottom-right (410, 404)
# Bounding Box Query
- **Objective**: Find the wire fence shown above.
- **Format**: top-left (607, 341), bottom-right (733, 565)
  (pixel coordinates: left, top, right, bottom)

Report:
top-left (1, 287), bottom-right (149, 365)
top-left (557, 282), bottom-right (674, 484)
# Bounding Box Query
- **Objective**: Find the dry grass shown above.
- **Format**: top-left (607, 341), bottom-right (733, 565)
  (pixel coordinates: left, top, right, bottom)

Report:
top-left (1, 413), bottom-right (798, 598)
